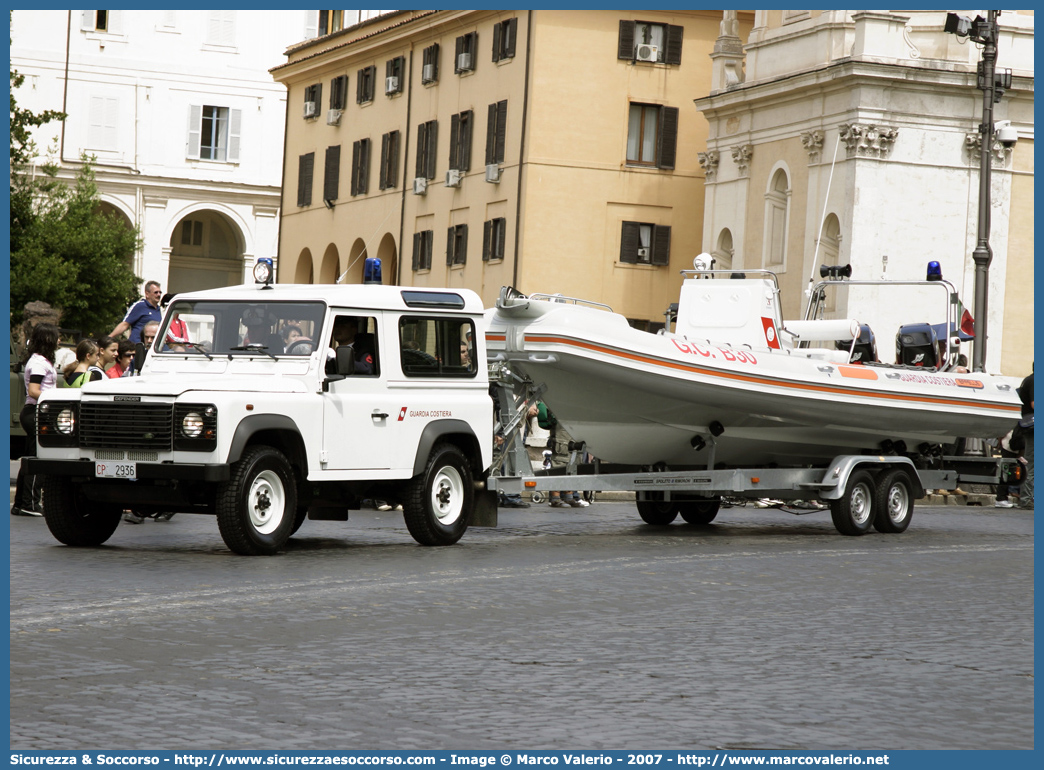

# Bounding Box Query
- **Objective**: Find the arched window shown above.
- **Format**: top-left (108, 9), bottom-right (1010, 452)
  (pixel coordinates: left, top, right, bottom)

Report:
top-left (713, 228), bottom-right (734, 273)
top-left (819, 214), bottom-right (842, 313)
top-left (763, 168), bottom-right (790, 267)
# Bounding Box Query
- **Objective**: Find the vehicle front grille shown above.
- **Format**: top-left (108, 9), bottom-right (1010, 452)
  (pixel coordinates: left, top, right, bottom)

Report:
top-left (79, 403), bottom-right (173, 450)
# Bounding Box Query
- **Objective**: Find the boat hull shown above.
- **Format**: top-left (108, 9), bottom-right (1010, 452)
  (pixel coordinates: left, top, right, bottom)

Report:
top-left (487, 302), bottom-right (1022, 468)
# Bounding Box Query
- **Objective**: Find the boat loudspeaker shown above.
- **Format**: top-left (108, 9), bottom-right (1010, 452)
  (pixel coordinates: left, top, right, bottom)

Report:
top-left (892, 440), bottom-right (908, 455)
top-left (820, 264), bottom-right (853, 280)
top-left (709, 421), bottom-right (725, 437)
top-left (690, 436), bottom-right (706, 451)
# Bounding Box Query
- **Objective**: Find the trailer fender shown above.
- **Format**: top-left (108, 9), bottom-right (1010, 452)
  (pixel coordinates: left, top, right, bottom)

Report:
top-left (818, 455), bottom-right (926, 500)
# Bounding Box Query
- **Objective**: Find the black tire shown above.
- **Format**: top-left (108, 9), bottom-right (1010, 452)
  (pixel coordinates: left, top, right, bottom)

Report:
top-left (830, 469), bottom-right (876, 536)
top-left (290, 505), bottom-right (308, 536)
top-left (402, 443), bottom-right (473, 546)
top-left (679, 498), bottom-right (721, 525)
top-left (873, 469), bottom-right (914, 534)
top-left (636, 498), bottom-right (679, 526)
top-left (41, 476), bottom-right (121, 547)
top-left (216, 445), bottom-right (297, 555)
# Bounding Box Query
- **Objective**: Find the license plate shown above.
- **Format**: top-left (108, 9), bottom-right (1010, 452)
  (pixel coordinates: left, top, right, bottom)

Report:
top-left (95, 462), bottom-right (137, 480)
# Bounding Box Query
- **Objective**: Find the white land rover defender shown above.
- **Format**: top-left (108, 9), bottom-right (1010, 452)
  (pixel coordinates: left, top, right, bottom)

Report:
top-left (28, 279), bottom-right (496, 555)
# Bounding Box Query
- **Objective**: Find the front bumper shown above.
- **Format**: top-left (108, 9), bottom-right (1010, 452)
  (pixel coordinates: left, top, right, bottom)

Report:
top-left (27, 458), bottom-right (230, 482)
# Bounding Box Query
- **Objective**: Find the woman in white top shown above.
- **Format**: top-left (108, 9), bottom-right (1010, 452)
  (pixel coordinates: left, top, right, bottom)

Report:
top-left (13, 323), bottom-right (60, 517)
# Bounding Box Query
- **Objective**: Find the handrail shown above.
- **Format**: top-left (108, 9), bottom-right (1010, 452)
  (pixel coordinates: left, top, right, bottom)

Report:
top-left (678, 267), bottom-right (782, 296)
top-left (527, 293), bottom-right (613, 312)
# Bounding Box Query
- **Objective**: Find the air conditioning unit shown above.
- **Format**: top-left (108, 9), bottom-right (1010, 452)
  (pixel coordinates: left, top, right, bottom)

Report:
top-left (326, 109), bottom-right (342, 126)
top-left (485, 163), bottom-right (501, 184)
top-left (445, 169), bottom-right (463, 187)
top-left (637, 247), bottom-right (651, 260)
top-left (422, 63), bottom-right (435, 83)
top-left (303, 101), bottom-right (317, 118)
top-left (457, 52), bottom-right (472, 71)
top-left (413, 177), bottom-right (428, 195)
top-left (635, 44), bottom-right (659, 63)
top-left (385, 76), bottom-right (399, 94)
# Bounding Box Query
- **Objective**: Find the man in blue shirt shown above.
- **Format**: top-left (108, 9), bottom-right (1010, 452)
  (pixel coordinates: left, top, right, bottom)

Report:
top-left (109, 280), bottom-right (163, 343)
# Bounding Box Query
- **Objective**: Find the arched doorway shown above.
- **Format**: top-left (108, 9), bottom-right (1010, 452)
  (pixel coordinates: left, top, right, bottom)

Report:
top-left (375, 232), bottom-right (398, 285)
top-left (293, 248), bottom-right (314, 284)
top-left (168, 209), bottom-right (245, 293)
top-left (713, 228), bottom-right (734, 272)
top-left (340, 238), bottom-right (367, 285)
top-left (319, 244), bottom-right (340, 284)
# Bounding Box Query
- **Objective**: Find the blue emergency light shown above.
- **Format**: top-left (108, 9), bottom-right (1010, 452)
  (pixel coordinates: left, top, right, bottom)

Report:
top-left (926, 261), bottom-right (943, 281)
top-left (253, 257), bottom-right (274, 287)
top-left (363, 257), bottom-right (382, 285)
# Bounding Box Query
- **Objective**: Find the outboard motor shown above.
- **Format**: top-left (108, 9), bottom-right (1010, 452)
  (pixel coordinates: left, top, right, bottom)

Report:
top-left (837, 324), bottom-right (877, 363)
top-left (896, 323), bottom-right (939, 367)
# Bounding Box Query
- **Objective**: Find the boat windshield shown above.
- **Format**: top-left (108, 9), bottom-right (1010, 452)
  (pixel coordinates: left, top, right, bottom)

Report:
top-left (156, 300), bottom-right (326, 357)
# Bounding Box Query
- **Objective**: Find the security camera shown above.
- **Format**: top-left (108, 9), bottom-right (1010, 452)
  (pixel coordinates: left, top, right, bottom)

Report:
top-left (996, 120), bottom-right (1018, 148)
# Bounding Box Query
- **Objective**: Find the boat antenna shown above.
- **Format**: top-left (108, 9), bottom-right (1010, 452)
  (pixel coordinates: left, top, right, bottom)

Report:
top-left (803, 132), bottom-right (842, 317)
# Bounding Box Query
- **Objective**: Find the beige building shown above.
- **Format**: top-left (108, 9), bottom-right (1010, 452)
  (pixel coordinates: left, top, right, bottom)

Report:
top-left (272, 9), bottom-right (753, 329)
top-left (695, 10), bottom-right (1034, 375)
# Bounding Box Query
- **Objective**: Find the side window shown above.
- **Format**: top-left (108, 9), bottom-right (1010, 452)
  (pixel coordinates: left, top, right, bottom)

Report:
top-left (327, 314), bottom-right (379, 376)
top-left (399, 317), bottom-right (476, 378)
top-left (422, 43), bottom-right (440, 84)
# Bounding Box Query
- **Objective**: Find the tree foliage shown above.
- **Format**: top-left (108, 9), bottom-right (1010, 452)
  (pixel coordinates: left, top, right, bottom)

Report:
top-left (10, 66), bottom-right (142, 337)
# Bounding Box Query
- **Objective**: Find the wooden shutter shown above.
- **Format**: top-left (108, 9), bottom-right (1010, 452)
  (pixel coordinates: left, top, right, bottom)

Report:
top-left (482, 220), bottom-right (492, 261)
top-left (447, 227), bottom-right (455, 266)
top-left (324, 145), bottom-right (340, 202)
top-left (494, 101), bottom-right (507, 164)
top-left (298, 153), bottom-right (314, 207)
top-left (426, 120), bottom-right (438, 178)
top-left (379, 133), bottom-right (389, 190)
top-left (657, 106), bottom-right (679, 170)
top-left (458, 225), bottom-right (468, 265)
top-left (454, 35), bottom-right (464, 73)
top-left (665, 24), bottom-right (684, 65)
top-left (412, 232), bottom-right (421, 271)
top-left (505, 18), bottom-right (517, 58)
top-left (460, 110), bottom-right (473, 171)
top-left (619, 221), bottom-right (640, 264)
top-left (415, 123), bottom-right (426, 178)
top-left (387, 131), bottom-right (399, 188)
top-left (485, 103), bottom-right (497, 165)
top-left (423, 231), bottom-right (432, 269)
top-left (350, 141), bottom-right (360, 196)
top-left (227, 108), bottom-right (242, 162)
top-left (449, 113), bottom-right (460, 170)
top-left (359, 139), bottom-right (370, 194)
top-left (493, 22), bottom-right (503, 63)
top-left (497, 218), bottom-right (507, 260)
top-left (618, 20), bottom-right (635, 59)
top-left (186, 105), bottom-right (202, 159)
top-left (357, 68), bottom-right (366, 103)
top-left (652, 225), bottom-right (672, 266)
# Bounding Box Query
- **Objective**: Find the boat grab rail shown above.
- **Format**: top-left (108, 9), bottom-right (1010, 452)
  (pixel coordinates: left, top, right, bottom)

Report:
top-left (527, 293), bottom-right (614, 312)
top-left (679, 268), bottom-right (781, 295)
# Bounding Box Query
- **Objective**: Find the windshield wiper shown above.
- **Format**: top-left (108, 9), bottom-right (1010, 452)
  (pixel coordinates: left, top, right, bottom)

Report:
top-left (229, 344), bottom-right (278, 360)
top-left (182, 341), bottom-right (213, 360)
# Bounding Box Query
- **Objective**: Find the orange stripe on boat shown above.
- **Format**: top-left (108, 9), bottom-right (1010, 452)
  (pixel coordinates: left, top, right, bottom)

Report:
top-left (839, 365), bottom-right (878, 381)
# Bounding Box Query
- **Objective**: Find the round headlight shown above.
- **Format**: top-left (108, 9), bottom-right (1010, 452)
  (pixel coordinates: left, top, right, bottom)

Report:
top-left (181, 412), bottom-right (204, 438)
top-left (56, 408), bottom-right (76, 435)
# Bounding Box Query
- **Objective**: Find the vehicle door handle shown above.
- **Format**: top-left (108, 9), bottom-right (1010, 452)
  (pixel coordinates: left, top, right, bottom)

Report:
top-left (372, 410), bottom-right (389, 420)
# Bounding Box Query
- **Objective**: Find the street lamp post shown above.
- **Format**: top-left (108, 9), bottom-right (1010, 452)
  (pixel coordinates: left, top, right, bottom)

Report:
top-left (945, 9), bottom-right (1010, 372)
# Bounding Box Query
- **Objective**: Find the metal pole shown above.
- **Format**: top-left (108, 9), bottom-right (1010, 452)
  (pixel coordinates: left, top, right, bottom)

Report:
top-left (970, 11), bottom-right (999, 372)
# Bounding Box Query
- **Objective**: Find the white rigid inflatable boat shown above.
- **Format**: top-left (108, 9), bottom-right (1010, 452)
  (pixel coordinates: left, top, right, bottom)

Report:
top-left (485, 269), bottom-right (1022, 469)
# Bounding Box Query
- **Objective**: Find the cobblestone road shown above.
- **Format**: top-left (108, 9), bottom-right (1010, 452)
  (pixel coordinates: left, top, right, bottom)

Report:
top-left (9, 499), bottom-right (1033, 750)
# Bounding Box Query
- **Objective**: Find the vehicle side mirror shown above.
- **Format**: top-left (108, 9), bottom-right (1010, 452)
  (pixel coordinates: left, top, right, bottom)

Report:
top-left (322, 345), bottom-right (355, 391)
top-left (134, 342), bottom-right (147, 374)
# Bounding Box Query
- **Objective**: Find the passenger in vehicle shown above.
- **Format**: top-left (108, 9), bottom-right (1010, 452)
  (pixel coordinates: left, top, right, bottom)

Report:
top-left (326, 316), bottom-right (375, 374)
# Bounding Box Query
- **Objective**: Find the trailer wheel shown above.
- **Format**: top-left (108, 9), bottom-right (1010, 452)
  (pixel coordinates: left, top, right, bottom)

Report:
top-left (830, 470), bottom-right (876, 536)
top-left (403, 443), bottom-right (472, 546)
top-left (42, 476), bottom-right (121, 547)
top-left (216, 445), bottom-right (297, 555)
top-left (873, 469), bottom-right (914, 534)
top-left (530, 491), bottom-right (545, 504)
top-left (636, 498), bottom-right (678, 526)
top-left (679, 498), bottom-right (721, 525)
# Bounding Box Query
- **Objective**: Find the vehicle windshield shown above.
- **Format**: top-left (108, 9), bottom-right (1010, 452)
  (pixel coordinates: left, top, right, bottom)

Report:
top-left (157, 300), bottom-right (326, 357)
